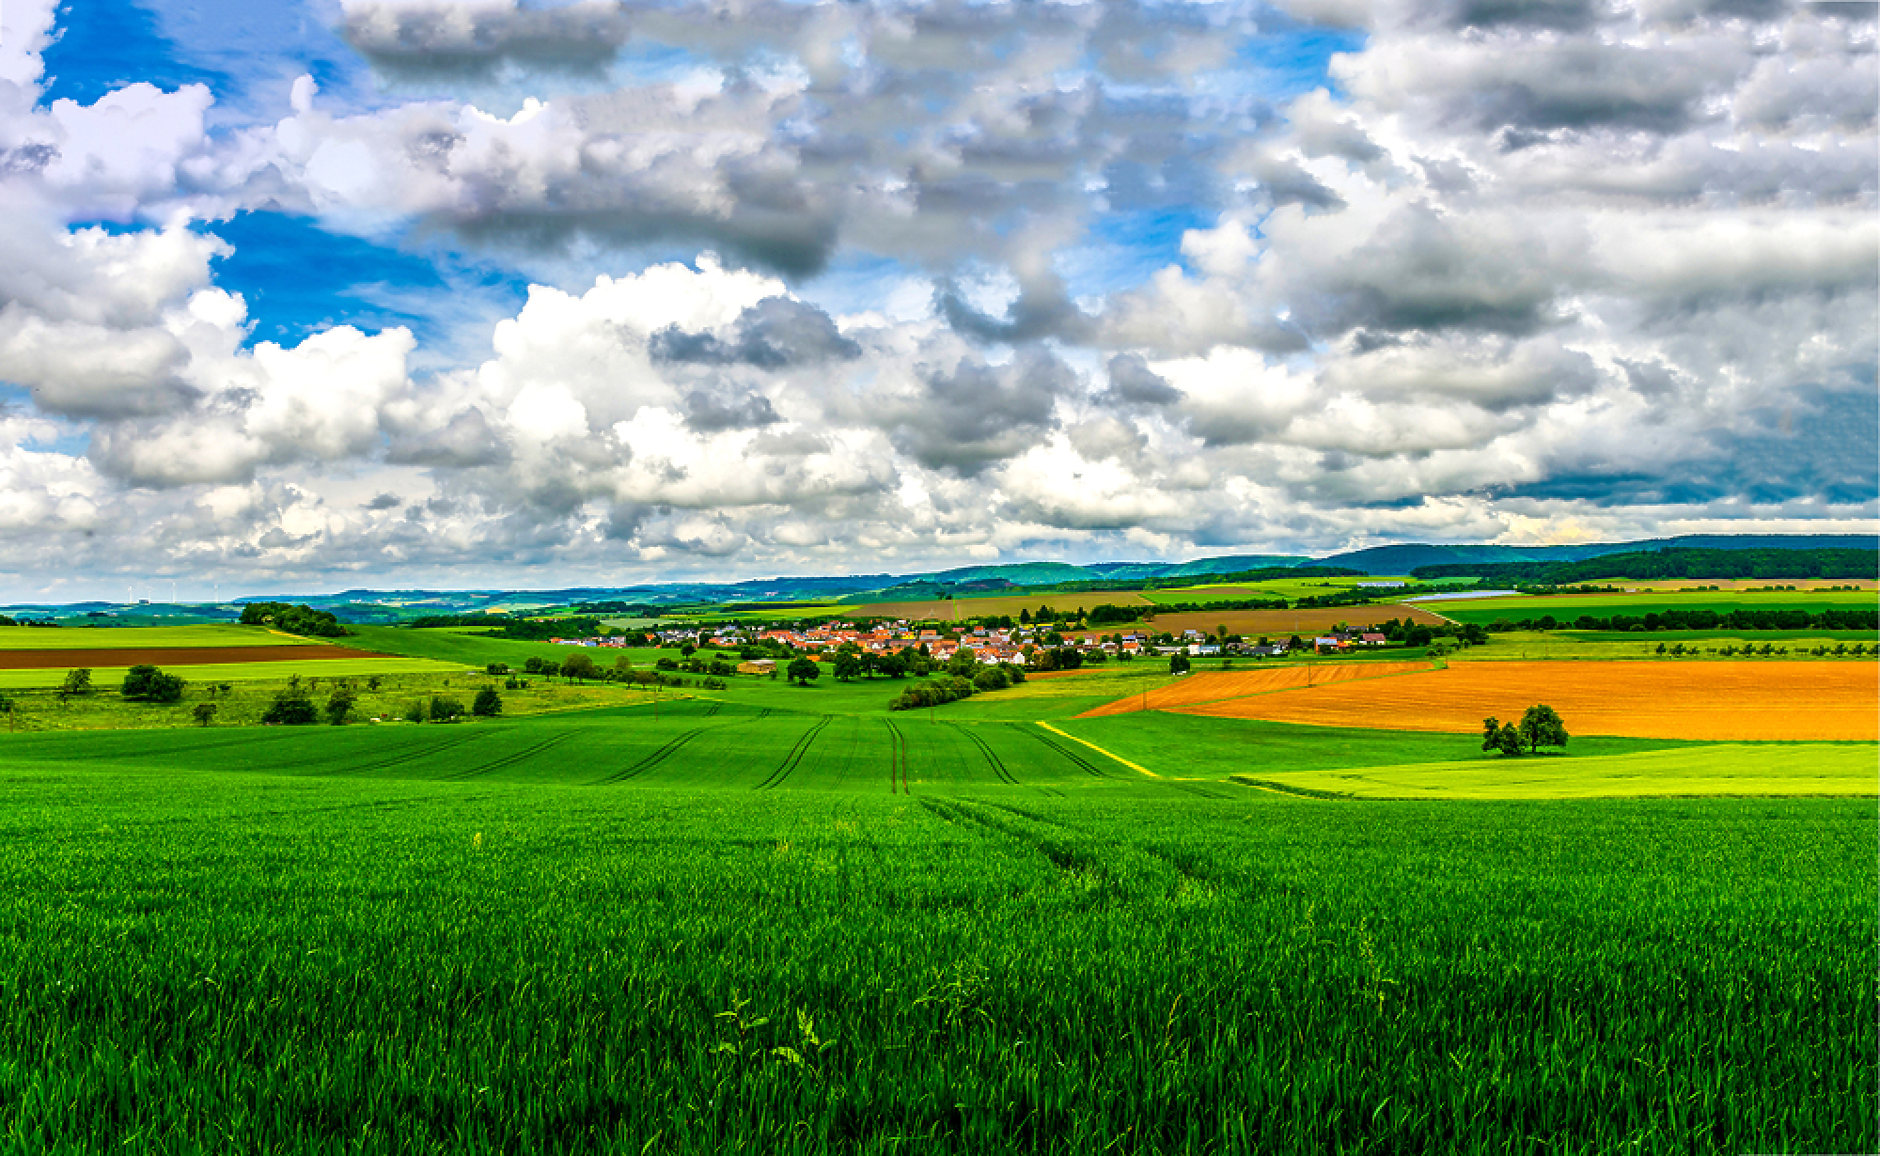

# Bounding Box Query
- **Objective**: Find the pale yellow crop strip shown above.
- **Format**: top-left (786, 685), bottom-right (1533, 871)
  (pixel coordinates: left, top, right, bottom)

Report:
top-left (1034, 721), bottom-right (1160, 778)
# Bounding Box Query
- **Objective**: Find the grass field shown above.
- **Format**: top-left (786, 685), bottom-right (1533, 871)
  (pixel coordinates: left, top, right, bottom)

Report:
top-left (0, 621), bottom-right (1873, 1152)
top-left (1243, 742), bottom-right (1876, 799)
top-left (0, 624), bottom-right (317, 649)
top-left (1424, 588), bottom-right (1879, 625)
top-left (0, 716), bottom-right (1869, 1153)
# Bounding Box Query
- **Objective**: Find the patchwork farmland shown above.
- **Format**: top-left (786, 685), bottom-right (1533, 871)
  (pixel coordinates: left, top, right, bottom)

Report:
top-left (0, 589), bottom-right (1873, 1154)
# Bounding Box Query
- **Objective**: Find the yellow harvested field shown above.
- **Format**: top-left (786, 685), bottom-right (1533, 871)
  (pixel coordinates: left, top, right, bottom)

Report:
top-left (1080, 661), bottom-right (1433, 717)
top-left (1170, 660), bottom-right (1880, 741)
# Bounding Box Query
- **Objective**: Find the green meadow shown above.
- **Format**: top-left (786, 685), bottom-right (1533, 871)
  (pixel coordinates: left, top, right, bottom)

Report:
top-left (1428, 588), bottom-right (1879, 625)
top-left (0, 622), bottom-right (1872, 1153)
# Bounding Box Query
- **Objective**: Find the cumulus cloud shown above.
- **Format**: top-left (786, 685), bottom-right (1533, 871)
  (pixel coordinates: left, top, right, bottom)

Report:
top-left (0, 0), bottom-right (1871, 595)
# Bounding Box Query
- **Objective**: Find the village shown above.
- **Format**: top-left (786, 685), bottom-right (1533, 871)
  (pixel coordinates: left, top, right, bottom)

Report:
top-left (545, 617), bottom-right (1392, 670)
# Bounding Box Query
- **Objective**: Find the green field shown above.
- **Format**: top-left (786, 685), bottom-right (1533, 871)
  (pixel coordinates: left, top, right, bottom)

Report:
top-left (0, 657), bottom-right (467, 692)
top-left (0, 624), bottom-right (315, 649)
top-left (0, 711), bottom-right (1869, 1153)
top-left (1426, 588), bottom-right (1879, 625)
top-left (0, 621), bottom-right (1873, 1152)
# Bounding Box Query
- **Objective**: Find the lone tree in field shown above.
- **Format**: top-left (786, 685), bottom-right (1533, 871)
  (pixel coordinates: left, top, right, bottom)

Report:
top-left (1481, 717), bottom-right (1523, 757)
top-left (1485, 707), bottom-right (1568, 756)
top-left (472, 687), bottom-right (502, 717)
top-left (1517, 704), bottom-right (1568, 754)
top-left (787, 657), bottom-right (821, 686)
top-left (60, 668), bottom-right (92, 697)
top-left (121, 664), bottom-right (185, 703)
top-left (1169, 652), bottom-right (1191, 675)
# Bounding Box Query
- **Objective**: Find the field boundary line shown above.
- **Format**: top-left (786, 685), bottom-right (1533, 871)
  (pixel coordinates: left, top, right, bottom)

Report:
top-left (1034, 722), bottom-right (1159, 778)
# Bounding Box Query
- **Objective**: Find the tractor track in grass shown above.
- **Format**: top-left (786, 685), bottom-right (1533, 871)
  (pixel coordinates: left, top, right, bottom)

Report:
top-left (439, 731), bottom-right (577, 780)
top-left (754, 716), bottom-right (832, 790)
top-left (1026, 727), bottom-right (1113, 779)
top-left (334, 730), bottom-right (495, 777)
top-left (594, 728), bottom-right (710, 785)
top-left (948, 723), bottom-right (1019, 786)
top-left (918, 798), bottom-right (1107, 878)
top-left (883, 719), bottom-right (910, 794)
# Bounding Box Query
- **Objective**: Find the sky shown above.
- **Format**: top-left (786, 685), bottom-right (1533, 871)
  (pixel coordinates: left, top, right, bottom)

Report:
top-left (0, 0), bottom-right (1873, 601)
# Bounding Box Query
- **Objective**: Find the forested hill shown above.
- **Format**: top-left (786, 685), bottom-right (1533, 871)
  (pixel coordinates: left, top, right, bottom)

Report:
top-left (1412, 547), bottom-right (1880, 584)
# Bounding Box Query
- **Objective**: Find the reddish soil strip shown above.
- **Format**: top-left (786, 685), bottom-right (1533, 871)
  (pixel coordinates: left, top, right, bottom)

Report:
top-left (0, 646), bottom-right (392, 670)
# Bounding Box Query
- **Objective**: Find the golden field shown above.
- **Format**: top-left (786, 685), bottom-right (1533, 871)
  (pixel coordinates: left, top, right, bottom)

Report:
top-left (1145, 660), bottom-right (1879, 741)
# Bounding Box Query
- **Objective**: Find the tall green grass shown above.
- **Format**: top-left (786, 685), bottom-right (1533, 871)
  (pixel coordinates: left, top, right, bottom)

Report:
top-left (0, 743), bottom-right (1870, 1153)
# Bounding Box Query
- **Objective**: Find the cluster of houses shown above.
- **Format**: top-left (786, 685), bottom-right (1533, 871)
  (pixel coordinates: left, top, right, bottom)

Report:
top-left (545, 619), bottom-right (1394, 666)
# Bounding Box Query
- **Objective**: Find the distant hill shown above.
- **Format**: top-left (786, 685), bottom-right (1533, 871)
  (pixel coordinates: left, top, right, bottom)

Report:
top-left (9, 535), bottom-right (1870, 618)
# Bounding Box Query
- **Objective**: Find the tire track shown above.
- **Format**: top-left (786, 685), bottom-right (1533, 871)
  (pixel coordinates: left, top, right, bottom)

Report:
top-left (593, 727), bottom-right (708, 785)
top-left (948, 723), bottom-right (1018, 785)
top-left (329, 729), bottom-right (494, 777)
top-left (883, 718), bottom-right (910, 794)
top-left (753, 716), bottom-right (832, 790)
top-left (1025, 727), bottom-right (1112, 778)
top-left (439, 731), bottom-right (576, 780)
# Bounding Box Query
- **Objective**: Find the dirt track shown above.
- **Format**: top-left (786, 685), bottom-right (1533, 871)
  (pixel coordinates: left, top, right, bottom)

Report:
top-left (0, 645), bottom-right (388, 669)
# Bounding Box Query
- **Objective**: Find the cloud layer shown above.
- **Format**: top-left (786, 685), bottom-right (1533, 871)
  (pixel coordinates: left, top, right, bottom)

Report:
top-left (0, 0), bottom-right (1872, 597)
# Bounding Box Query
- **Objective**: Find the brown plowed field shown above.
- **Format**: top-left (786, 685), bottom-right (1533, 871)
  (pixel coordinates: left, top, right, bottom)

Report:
top-left (1080, 661), bottom-right (1433, 717)
top-left (0, 646), bottom-right (389, 670)
top-left (1169, 660), bottom-right (1879, 741)
top-left (1138, 606), bottom-right (1448, 636)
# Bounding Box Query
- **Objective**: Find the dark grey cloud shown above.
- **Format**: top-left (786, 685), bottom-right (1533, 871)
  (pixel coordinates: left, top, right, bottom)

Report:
top-left (1099, 354), bottom-right (1183, 407)
top-left (385, 408), bottom-right (512, 468)
top-left (681, 389), bottom-right (782, 433)
top-left (886, 349), bottom-right (1070, 473)
top-left (649, 297), bottom-right (859, 368)
top-left (363, 492), bottom-right (401, 510)
top-left (341, 1), bottom-right (634, 79)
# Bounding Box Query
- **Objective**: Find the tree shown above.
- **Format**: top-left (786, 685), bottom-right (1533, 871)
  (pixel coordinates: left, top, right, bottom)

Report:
top-left (1169, 652), bottom-right (1191, 675)
top-left (430, 696), bottom-right (466, 722)
top-left (473, 687), bottom-right (503, 717)
top-left (562, 652), bottom-right (599, 683)
top-left (1481, 716), bottom-right (1522, 757)
top-left (833, 653), bottom-right (863, 681)
top-left (192, 702), bottom-right (218, 727)
top-left (121, 665), bottom-right (185, 703)
top-left (325, 688), bottom-right (356, 725)
top-left (60, 668), bottom-right (92, 697)
top-left (787, 657), bottom-right (821, 686)
top-left (262, 689), bottom-right (318, 725)
top-left (1517, 704), bottom-right (1568, 754)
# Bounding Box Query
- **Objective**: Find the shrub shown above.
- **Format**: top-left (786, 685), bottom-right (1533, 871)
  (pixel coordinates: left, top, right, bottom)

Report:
top-left (262, 690), bottom-right (318, 725)
top-left (472, 687), bottom-right (503, 717)
top-left (325, 690), bottom-right (356, 726)
top-left (121, 665), bottom-right (185, 703)
top-left (430, 696), bottom-right (467, 722)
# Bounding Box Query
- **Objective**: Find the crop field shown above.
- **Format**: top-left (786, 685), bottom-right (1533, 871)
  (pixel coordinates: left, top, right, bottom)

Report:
top-left (0, 715), bottom-right (1869, 1154)
top-left (1079, 661), bottom-right (1433, 717)
top-left (1450, 631), bottom-right (1880, 658)
top-left (1168, 660), bottom-right (1880, 741)
top-left (1135, 605), bottom-right (1445, 637)
top-left (1423, 588), bottom-right (1879, 625)
top-left (1, 618), bottom-right (1873, 1152)
top-left (1241, 742), bottom-right (1876, 799)
top-left (0, 624), bottom-right (316, 650)
top-left (1139, 577), bottom-right (1407, 605)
